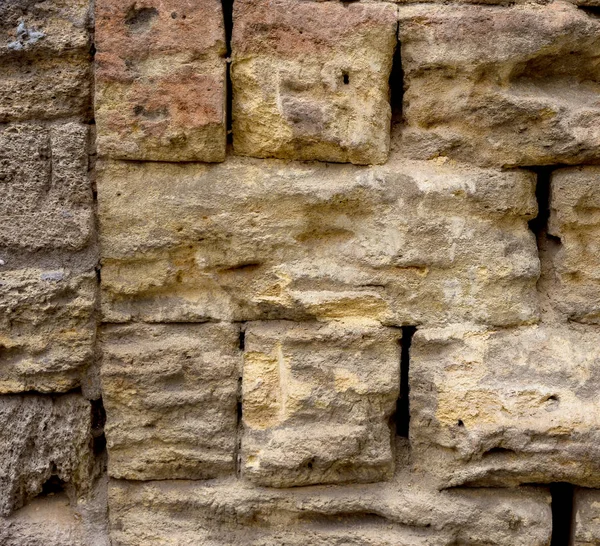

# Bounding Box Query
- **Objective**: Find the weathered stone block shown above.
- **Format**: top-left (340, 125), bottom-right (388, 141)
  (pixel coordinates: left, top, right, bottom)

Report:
top-left (574, 488), bottom-right (600, 546)
top-left (0, 394), bottom-right (93, 516)
top-left (241, 321), bottom-right (399, 487)
top-left (0, 0), bottom-right (92, 122)
top-left (0, 123), bottom-right (94, 251)
top-left (398, 2), bottom-right (600, 167)
top-left (98, 157), bottom-right (539, 327)
top-left (410, 324), bottom-right (600, 487)
top-left (549, 166), bottom-right (600, 323)
top-left (100, 322), bottom-right (240, 480)
top-left (232, 0), bottom-right (397, 165)
top-left (107, 476), bottom-right (551, 545)
top-left (95, 0), bottom-right (226, 161)
top-left (0, 269), bottom-right (96, 394)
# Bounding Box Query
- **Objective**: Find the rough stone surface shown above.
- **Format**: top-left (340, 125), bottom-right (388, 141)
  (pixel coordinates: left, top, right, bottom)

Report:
top-left (0, 394), bottom-right (93, 516)
top-left (0, 0), bottom-right (92, 122)
top-left (0, 268), bottom-right (96, 394)
top-left (107, 473), bottom-right (551, 545)
top-left (100, 322), bottom-right (240, 480)
top-left (0, 123), bottom-right (94, 251)
top-left (242, 320), bottom-right (399, 487)
top-left (232, 0), bottom-right (397, 165)
top-left (398, 2), bottom-right (600, 167)
top-left (410, 324), bottom-right (600, 487)
top-left (95, 0), bottom-right (227, 161)
top-left (98, 157), bottom-right (539, 327)
top-left (549, 166), bottom-right (600, 324)
top-left (574, 488), bottom-right (600, 546)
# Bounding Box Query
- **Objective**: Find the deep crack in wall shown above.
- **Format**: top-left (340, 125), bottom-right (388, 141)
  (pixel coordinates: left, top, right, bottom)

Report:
top-left (2, 0), bottom-right (600, 544)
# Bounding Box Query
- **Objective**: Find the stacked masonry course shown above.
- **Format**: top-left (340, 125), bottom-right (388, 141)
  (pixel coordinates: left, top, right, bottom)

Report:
top-left (3, 0), bottom-right (600, 544)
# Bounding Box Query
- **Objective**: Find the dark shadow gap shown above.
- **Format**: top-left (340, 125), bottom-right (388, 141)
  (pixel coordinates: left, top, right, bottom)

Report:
top-left (579, 6), bottom-right (600, 17)
top-left (91, 398), bottom-right (107, 455)
top-left (389, 27), bottom-right (403, 127)
top-left (550, 483), bottom-right (574, 546)
top-left (528, 167), bottom-right (553, 240)
top-left (40, 475), bottom-right (66, 497)
top-left (235, 323), bottom-right (245, 476)
top-left (396, 326), bottom-right (416, 438)
top-left (223, 0), bottom-right (234, 144)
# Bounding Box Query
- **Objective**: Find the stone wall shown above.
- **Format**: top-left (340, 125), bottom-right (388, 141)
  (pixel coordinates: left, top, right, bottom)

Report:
top-left (2, 0), bottom-right (600, 544)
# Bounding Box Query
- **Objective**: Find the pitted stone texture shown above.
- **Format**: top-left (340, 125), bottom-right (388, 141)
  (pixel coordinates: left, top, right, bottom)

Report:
top-left (232, 0), bottom-right (397, 165)
top-left (100, 322), bottom-right (240, 480)
top-left (98, 157), bottom-right (538, 327)
top-left (398, 2), bottom-right (600, 167)
top-left (574, 488), bottom-right (600, 546)
top-left (410, 324), bottom-right (600, 488)
top-left (107, 476), bottom-right (551, 545)
top-left (0, 123), bottom-right (93, 251)
top-left (0, 394), bottom-right (93, 516)
top-left (0, 0), bottom-right (92, 122)
top-left (549, 167), bottom-right (600, 324)
top-left (0, 269), bottom-right (96, 394)
top-left (241, 321), bottom-right (399, 487)
top-left (95, 0), bottom-right (226, 162)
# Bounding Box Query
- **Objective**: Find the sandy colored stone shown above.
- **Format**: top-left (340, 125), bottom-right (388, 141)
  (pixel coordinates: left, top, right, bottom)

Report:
top-left (232, 0), bottom-right (397, 165)
top-left (0, 394), bottom-right (94, 516)
top-left (0, 123), bottom-right (94, 251)
top-left (398, 2), bottom-right (600, 167)
top-left (107, 472), bottom-right (551, 545)
top-left (410, 324), bottom-right (600, 487)
top-left (100, 322), bottom-right (240, 480)
top-left (95, 0), bottom-right (226, 161)
top-left (574, 488), bottom-right (600, 546)
top-left (0, 0), bottom-right (92, 122)
top-left (241, 320), bottom-right (399, 487)
top-left (0, 268), bottom-right (96, 394)
top-left (548, 166), bottom-right (600, 324)
top-left (98, 157), bottom-right (539, 327)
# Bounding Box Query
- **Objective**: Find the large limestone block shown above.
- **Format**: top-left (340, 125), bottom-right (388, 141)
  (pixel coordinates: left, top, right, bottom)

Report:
top-left (98, 157), bottom-right (539, 327)
top-left (0, 269), bottom-right (96, 393)
top-left (549, 167), bottom-right (600, 324)
top-left (0, 123), bottom-right (94, 251)
top-left (95, 0), bottom-right (226, 161)
top-left (398, 2), bottom-right (600, 167)
top-left (0, 0), bottom-right (92, 122)
top-left (0, 394), bottom-right (94, 516)
top-left (107, 476), bottom-right (551, 545)
top-left (241, 321), bottom-right (399, 487)
top-left (232, 0), bottom-right (397, 165)
top-left (100, 322), bottom-right (240, 480)
top-left (410, 324), bottom-right (600, 487)
top-left (574, 488), bottom-right (600, 546)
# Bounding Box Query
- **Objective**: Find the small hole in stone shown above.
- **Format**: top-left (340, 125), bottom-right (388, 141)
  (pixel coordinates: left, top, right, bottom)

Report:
top-left (457, 419), bottom-right (465, 427)
top-left (182, 14), bottom-right (186, 19)
top-left (342, 72), bottom-right (350, 85)
top-left (171, 12), bottom-right (177, 18)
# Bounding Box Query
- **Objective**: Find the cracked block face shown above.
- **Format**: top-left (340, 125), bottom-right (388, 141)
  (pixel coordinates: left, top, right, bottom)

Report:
top-left (398, 2), bottom-right (600, 167)
top-left (241, 321), bottom-right (399, 487)
top-left (549, 167), bottom-right (600, 323)
top-left (0, 394), bottom-right (93, 516)
top-left (100, 322), bottom-right (240, 480)
top-left (0, 269), bottom-right (96, 394)
top-left (232, 0), bottom-right (397, 165)
top-left (0, 123), bottom-right (93, 251)
top-left (410, 324), bottom-right (600, 487)
top-left (574, 488), bottom-right (600, 546)
top-left (95, 0), bottom-right (227, 161)
top-left (98, 158), bottom-right (539, 327)
top-left (0, 0), bottom-right (92, 122)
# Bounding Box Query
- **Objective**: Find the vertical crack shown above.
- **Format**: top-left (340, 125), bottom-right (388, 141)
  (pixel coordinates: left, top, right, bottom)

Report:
top-left (397, 326), bottom-right (416, 438)
top-left (235, 323), bottom-right (245, 476)
top-left (389, 22), bottom-right (403, 128)
top-left (222, 0), bottom-right (234, 144)
top-left (528, 167), bottom-right (553, 244)
top-left (550, 483), bottom-right (574, 546)
top-left (91, 398), bottom-right (107, 456)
